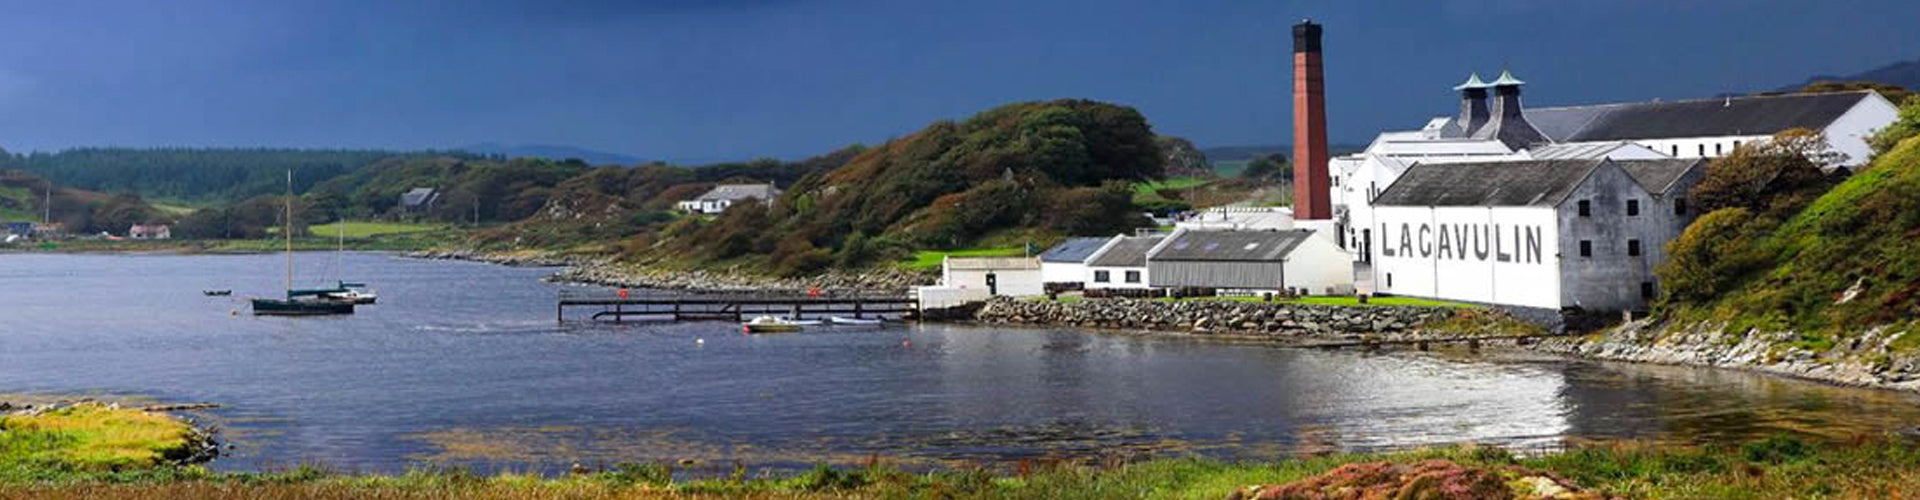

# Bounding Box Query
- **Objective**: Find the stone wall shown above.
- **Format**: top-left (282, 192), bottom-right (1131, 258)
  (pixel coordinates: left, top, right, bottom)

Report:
top-left (1533, 320), bottom-right (1920, 391)
top-left (973, 296), bottom-right (1459, 342)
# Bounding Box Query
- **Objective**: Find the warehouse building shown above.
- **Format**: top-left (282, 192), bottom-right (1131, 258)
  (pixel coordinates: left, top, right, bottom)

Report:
top-left (1368, 157), bottom-right (1704, 311)
top-left (1145, 228), bottom-right (1353, 295)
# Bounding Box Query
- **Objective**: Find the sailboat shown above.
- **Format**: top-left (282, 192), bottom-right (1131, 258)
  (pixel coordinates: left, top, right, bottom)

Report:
top-left (319, 220), bottom-right (378, 305)
top-left (252, 170), bottom-right (354, 316)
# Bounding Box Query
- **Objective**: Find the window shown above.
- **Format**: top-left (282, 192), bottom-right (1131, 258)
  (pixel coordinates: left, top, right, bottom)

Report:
top-left (1715, 143), bottom-right (1723, 155)
top-left (1386, 273), bottom-right (1393, 287)
top-left (1579, 240), bottom-right (1592, 257)
top-left (1627, 199), bottom-right (1640, 216)
top-left (1094, 270), bottom-right (1110, 283)
top-left (1628, 239), bottom-right (1642, 256)
top-left (1641, 282), bottom-right (1655, 300)
top-left (1577, 200), bottom-right (1591, 217)
top-left (1124, 270), bottom-right (1141, 283)
top-left (1674, 197), bottom-right (1688, 216)
top-left (1733, 140), bottom-right (1743, 149)
top-left (1698, 144), bottom-right (1706, 156)
top-left (1671, 145), bottom-right (1679, 156)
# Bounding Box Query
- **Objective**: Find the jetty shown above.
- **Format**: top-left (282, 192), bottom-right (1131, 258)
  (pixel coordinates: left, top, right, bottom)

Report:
top-left (555, 289), bottom-right (917, 323)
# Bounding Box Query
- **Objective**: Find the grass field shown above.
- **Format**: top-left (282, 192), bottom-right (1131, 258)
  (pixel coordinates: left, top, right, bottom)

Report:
top-left (0, 404), bottom-right (198, 471)
top-left (902, 246), bottom-right (1031, 271)
top-left (306, 221), bottom-right (449, 239)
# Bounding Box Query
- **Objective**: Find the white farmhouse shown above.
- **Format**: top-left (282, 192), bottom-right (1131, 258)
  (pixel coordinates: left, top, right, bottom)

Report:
top-left (676, 183), bottom-right (782, 214)
top-left (1368, 158), bottom-right (1704, 312)
top-left (1145, 228), bottom-right (1352, 295)
top-left (1038, 237), bottom-right (1110, 289)
top-left (1083, 234), bottom-right (1163, 291)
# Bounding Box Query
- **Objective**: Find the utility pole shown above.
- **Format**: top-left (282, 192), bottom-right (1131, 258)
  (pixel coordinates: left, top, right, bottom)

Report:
top-left (43, 182), bottom-right (51, 224)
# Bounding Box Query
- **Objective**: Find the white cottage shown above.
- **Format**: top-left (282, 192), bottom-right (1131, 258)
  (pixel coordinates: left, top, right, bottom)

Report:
top-left (677, 183), bottom-right (782, 214)
top-left (1083, 234), bottom-right (1163, 291)
top-left (1038, 237), bottom-right (1111, 289)
top-left (1145, 228), bottom-right (1352, 295)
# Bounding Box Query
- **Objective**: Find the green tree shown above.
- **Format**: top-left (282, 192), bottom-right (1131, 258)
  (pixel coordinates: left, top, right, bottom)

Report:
top-left (1867, 96), bottom-right (1920, 156)
top-left (1657, 208), bottom-right (1772, 305)
top-left (1688, 129), bottom-right (1833, 218)
top-left (1240, 153), bottom-right (1290, 181)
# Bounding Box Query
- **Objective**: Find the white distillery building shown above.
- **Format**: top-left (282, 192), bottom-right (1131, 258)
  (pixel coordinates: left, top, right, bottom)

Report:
top-left (1145, 228), bottom-right (1353, 295)
top-left (1329, 71), bottom-right (1899, 262)
top-left (1038, 237), bottom-right (1110, 288)
top-left (676, 183), bottom-right (782, 214)
top-left (1083, 234), bottom-right (1163, 290)
top-left (1368, 157), bottom-right (1704, 311)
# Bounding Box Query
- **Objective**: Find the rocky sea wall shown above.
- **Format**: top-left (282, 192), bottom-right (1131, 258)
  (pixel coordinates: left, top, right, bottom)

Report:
top-left (971, 296), bottom-right (1475, 342)
top-left (1533, 320), bottom-right (1920, 392)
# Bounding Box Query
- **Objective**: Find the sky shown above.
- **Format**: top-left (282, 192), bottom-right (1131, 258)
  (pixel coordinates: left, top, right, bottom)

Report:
top-left (0, 0), bottom-right (1914, 163)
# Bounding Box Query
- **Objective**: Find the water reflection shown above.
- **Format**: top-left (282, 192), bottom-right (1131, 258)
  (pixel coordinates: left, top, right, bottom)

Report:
top-left (1, 253), bottom-right (1918, 475)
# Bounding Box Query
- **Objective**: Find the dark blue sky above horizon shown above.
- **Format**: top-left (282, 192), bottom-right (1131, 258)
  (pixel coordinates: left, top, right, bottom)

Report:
top-left (0, 0), bottom-right (1914, 163)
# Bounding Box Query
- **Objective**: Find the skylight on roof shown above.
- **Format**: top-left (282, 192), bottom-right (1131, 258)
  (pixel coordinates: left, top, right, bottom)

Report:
top-left (1243, 243), bottom-right (1260, 250)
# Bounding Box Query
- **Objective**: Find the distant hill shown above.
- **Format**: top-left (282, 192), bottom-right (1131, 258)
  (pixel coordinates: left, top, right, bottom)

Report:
top-left (458, 143), bottom-right (643, 167)
top-left (1201, 144), bottom-right (1367, 164)
top-left (0, 148), bottom-right (458, 204)
top-left (1777, 57), bottom-right (1920, 100)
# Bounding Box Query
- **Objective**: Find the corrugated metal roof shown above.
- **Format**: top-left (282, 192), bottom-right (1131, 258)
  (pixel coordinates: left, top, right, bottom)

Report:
top-left (1528, 141), bottom-right (1632, 160)
top-left (1039, 237), bottom-right (1110, 263)
top-left (1372, 159), bottom-right (1603, 207)
top-left (945, 257), bottom-right (1040, 270)
top-left (401, 187), bottom-right (437, 207)
top-left (696, 184), bottom-right (781, 202)
top-left (1086, 235), bottom-right (1163, 267)
top-left (1529, 91), bottom-right (1872, 142)
top-left (1149, 229), bottom-right (1316, 262)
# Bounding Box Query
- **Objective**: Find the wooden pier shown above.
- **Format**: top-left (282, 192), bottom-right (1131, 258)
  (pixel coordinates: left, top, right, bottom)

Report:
top-left (556, 289), bottom-right (918, 323)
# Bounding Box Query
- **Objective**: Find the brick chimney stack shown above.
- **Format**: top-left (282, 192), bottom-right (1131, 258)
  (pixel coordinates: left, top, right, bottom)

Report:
top-left (1291, 20), bottom-right (1332, 220)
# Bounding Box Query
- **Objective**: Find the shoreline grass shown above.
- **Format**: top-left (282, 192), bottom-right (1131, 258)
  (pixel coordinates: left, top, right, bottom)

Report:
top-left (0, 404), bottom-right (199, 472)
top-left (3, 436), bottom-right (1917, 498)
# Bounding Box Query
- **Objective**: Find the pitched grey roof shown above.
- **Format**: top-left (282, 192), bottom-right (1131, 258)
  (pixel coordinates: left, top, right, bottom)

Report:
top-left (400, 187), bottom-right (438, 207)
top-left (1039, 237), bottom-right (1109, 263)
top-left (1372, 158), bottom-right (1704, 207)
top-left (1086, 235), bottom-right (1163, 267)
top-left (695, 183), bottom-right (780, 202)
top-left (1615, 158), bottom-right (1705, 195)
top-left (1149, 229), bottom-right (1315, 262)
top-left (1528, 91), bottom-right (1872, 142)
top-left (1372, 159), bottom-right (1603, 207)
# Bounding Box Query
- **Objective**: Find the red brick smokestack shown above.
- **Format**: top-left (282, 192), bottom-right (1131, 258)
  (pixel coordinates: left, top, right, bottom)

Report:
top-left (1291, 20), bottom-right (1332, 220)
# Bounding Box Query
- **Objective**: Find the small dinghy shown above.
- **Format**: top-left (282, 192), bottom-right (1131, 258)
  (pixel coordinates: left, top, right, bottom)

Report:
top-left (743, 316), bottom-right (803, 334)
top-left (828, 316), bottom-right (884, 326)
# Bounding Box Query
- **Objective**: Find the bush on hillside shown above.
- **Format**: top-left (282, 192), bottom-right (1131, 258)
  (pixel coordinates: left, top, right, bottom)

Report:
top-left (1868, 95), bottom-right (1920, 156)
top-left (1657, 208), bottom-right (1773, 306)
top-left (1688, 129), bottom-right (1834, 218)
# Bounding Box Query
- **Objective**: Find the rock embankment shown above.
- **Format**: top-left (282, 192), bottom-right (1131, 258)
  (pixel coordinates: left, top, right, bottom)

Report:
top-left (973, 296), bottom-right (1466, 342)
top-left (408, 250), bottom-right (935, 292)
top-left (1534, 320), bottom-right (1920, 392)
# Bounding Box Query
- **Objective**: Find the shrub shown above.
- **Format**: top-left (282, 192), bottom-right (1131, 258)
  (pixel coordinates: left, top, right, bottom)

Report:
top-left (1658, 208), bottom-right (1772, 305)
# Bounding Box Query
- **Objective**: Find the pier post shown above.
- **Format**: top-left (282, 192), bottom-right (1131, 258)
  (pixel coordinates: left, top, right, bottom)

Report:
top-left (615, 303), bottom-right (622, 324)
top-left (854, 301), bottom-right (863, 319)
top-left (557, 302), bottom-right (563, 324)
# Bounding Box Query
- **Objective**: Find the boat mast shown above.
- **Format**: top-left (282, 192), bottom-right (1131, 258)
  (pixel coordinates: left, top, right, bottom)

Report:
top-left (285, 169), bottom-right (293, 295)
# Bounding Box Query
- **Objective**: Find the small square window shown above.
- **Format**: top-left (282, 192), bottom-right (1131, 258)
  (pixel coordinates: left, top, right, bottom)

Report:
top-left (1124, 270), bottom-right (1141, 283)
top-left (1641, 282), bottom-right (1655, 299)
top-left (1628, 239), bottom-right (1641, 256)
top-left (1627, 200), bottom-right (1640, 216)
top-left (1094, 270), bottom-right (1110, 283)
top-left (1578, 200), bottom-right (1591, 217)
top-left (1579, 240), bottom-right (1592, 257)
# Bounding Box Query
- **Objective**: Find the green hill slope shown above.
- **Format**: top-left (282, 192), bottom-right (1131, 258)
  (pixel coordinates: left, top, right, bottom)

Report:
top-left (1674, 135), bottom-right (1920, 338)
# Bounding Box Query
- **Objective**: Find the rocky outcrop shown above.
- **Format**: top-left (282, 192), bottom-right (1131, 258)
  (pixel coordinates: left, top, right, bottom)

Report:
top-left (1534, 320), bottom-right (1920, 392)
top-left (973, 296), bottom-right (1462, 342)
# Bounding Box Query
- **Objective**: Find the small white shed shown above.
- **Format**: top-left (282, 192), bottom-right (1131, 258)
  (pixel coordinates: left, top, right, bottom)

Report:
top-left (941, 256), bottom-right (1044, 297)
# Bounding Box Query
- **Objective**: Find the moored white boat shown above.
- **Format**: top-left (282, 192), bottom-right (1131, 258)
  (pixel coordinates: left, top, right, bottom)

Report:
top-left (828, 316), bottom-right (883, 326)
top-left (743, 316), bottom-right (803, 333)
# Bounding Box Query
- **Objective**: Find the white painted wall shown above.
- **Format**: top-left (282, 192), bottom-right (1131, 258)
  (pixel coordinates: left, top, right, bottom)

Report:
top-left (1041, 262), bottom-right (1088, 284)
top-left (1823, 93), bottom-right (1902, 167)
top-left (1281, 235), bottom-right (1354, 295)
top-left (1370, 205), bottom-right (1562, 309)
top-left (916, 286), bottom-right (990, 310)
top-left (1085, 266), bottom-right (1150, 289)
top-left (943, 269), bottom-right (1044, 297)
top-left (1632, 136), bottom-right (1770, 163)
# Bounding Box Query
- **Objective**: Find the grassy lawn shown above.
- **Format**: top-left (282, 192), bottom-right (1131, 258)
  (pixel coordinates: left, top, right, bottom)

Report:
top-left (1131, 177), bottom-right (1210, 209)
top-left (902, 246), bottom-right (1030, 272)
top-left (0, 404), bottom-right (198, 471)
top-left (306, 221), bottom-right (449, 239)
